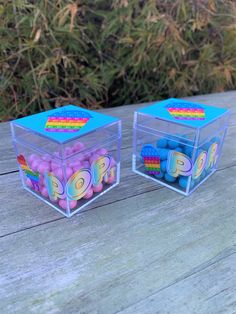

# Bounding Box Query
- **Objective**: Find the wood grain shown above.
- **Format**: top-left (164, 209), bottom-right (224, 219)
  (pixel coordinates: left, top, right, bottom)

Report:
top-left (0, 166), bottom-right (236, 313)
top-left (1, 91), bottom-right (236, 313)
top-left (121, 251), bottom-right (236, 314)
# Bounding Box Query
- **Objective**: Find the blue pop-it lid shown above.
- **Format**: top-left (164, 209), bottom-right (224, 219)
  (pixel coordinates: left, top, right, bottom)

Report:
top-left (12, 105), bottom-right (119, 143)
top-left (137, 98), bottom-right (229, 128)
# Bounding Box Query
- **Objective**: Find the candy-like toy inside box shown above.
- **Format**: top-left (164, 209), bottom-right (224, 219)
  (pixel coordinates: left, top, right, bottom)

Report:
top-left (11, 105), bottom-right (121, 217)
top-left (133, 98), bottom-right (230, 195)
top-left (140, 135), bottom-right (219, 189)
top-left (17, 144), bottom-right (116, 209)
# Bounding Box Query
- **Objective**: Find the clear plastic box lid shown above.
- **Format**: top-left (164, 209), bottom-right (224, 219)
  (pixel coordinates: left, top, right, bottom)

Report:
top-left (12, 105), bottom-right (119, 143)
top-left (137, 98), bottom-right (229, 129)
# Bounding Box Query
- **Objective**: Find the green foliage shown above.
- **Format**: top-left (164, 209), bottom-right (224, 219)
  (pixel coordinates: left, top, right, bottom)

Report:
top-left (1, 0), bottom-right (236, 120)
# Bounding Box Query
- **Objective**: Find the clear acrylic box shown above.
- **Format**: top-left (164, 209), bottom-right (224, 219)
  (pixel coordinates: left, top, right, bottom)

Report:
top-left (133, 98), bottom-right (230, 196)
top-left (11, 105), bottom-right (121, 217)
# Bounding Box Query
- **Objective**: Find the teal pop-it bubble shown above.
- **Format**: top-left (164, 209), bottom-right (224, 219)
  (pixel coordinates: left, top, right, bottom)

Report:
top-left (156, 138), bottom-right (168, 148)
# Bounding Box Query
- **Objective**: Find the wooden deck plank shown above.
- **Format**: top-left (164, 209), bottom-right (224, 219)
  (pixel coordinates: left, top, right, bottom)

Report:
top-left (120, 251), bottom-right (236, 314)
top-left (1, 91), bottom-right (236, 313)
top-left (0, 165), bottom-right (236, 313)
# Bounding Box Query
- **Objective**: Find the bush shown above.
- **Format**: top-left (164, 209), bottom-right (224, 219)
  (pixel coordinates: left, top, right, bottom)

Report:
top-left (1, 0), bottom-right (236, 121)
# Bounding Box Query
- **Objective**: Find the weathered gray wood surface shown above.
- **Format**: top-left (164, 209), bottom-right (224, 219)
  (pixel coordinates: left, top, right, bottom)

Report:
top-left (0, 91), bottom-right (236, 314)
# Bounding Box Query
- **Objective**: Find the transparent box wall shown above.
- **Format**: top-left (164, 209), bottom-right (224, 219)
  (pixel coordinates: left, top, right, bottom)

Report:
top-left (11, 121), bottom-right (121, 217)
top-left (132, 111), bottom-right (230, 196)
